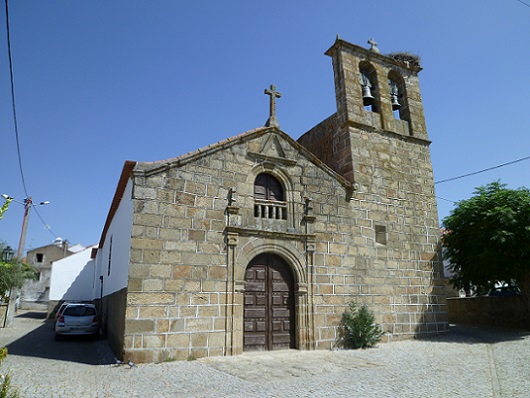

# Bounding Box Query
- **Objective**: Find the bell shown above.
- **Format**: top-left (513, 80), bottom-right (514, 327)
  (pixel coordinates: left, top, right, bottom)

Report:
top-left (391, 94), bottom-right (401, 110)
top-left (362, 85), bottom-right (374, 106)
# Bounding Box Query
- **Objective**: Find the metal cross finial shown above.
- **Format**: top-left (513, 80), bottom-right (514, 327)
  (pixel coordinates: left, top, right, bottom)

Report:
top-left (368, 38), bottom-right (380, 53)
top-left (264, 84), bottom-right (281, 128)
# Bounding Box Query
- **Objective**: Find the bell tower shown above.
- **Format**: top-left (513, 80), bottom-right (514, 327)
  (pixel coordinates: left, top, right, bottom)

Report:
top-left (298, 37), bottom-right (447, 339)
top-left (326, 37), bottom-right (428, 142)
top-left (299, 37), bottom-right (434, 194)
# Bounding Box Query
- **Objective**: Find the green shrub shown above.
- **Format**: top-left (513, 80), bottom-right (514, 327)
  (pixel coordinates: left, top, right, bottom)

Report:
top-left (338, 302), bottom-right (384, 349)
top-left (0, 348), bottom-right (19, 398)
top-left (0, 348), bottom-right (7, 364)
top-left (0, 374), bottom-right (19, 398)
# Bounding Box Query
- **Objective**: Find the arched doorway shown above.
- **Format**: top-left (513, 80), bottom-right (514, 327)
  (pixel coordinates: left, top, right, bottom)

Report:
top-left (244, 253), bottom-right (295, 351)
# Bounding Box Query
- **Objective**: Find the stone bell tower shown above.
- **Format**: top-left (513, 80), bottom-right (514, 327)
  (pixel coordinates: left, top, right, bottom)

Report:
top-left (298, 38), bottom-right (447, 337)
top-left (299, 37), bottom-right (435, 200)
top-left (329, 37), bottom-right (428, 140)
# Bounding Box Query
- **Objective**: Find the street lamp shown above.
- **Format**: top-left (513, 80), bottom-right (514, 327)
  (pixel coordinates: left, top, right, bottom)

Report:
top-left (1, 194), bottom-right (50, 259)
top-left (1, 246), bottom-right (14, 262)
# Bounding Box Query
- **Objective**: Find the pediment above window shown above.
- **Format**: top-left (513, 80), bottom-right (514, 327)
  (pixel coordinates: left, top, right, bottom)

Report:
top-left (248, 135), bottom-right (297, 166)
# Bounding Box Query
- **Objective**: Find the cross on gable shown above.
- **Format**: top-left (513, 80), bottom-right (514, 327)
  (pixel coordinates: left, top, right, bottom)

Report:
top-left (264, 84), bottom-right (281, 128)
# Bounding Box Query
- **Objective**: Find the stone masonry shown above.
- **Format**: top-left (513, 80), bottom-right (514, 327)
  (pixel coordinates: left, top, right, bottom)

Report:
top-left (100, 37), bottom-right (448, 363)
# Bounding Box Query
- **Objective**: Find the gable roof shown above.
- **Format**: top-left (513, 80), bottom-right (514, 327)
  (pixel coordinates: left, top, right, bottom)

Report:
top-left (98, 160), bottom-right (136, 248)
top-left (98, 126), bottom-right (355, 249)
top-left (136, 126), bottom-right (354, 191)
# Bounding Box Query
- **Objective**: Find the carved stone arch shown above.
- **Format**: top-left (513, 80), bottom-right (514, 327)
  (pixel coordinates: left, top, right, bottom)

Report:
top-left (235, 239), bottom-right (307, 291)
top-left (388, 69), bottom-right (410, 122)
top-left (231, 238), bottom-right (313, 351)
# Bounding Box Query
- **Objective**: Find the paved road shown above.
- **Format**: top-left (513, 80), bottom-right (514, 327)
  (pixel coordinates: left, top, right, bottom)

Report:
top-left (1, 311), bottom-right (529, 397)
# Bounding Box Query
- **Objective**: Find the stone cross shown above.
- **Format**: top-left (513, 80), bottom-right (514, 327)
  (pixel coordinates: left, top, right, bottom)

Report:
top-left (264, 84), bottom-right (281, 128)
top-left (368, 38), bottom-right (380, 53)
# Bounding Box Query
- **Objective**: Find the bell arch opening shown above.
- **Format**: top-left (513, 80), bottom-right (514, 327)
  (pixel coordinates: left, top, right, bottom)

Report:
top-left (388, 70), bottom-right (410, 122)
top-left (359, 61), bottom-right (379, 113)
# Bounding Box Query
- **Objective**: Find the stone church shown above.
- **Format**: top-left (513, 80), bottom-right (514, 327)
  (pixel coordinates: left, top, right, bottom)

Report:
top-left (94, 37), bottom-right (448, 363)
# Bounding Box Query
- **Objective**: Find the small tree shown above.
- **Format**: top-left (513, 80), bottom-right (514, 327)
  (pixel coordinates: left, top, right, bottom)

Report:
top-left (0, 243), bottom-right (38, 302)
top-left (0, 262), bottom-right (38, 302)
top-left (443, 181), bottom-right (530, 323)
top-left (338, 302), bottom-right (384, 349)
top-left (0, 198), bottom-right (11, 221)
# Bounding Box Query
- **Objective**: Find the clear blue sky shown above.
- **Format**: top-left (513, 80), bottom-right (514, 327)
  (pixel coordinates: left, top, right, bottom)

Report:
top-left (1, 0), bottom-right (529, 254)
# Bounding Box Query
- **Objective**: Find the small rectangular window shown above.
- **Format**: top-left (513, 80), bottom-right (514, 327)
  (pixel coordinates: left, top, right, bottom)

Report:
top-left (36, 253), bottom-right (44, 263)
top-left (375, 225), bottom-right (387, 245)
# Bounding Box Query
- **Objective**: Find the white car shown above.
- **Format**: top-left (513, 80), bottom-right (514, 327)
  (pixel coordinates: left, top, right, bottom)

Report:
top-left (54, 301), bottom-right (78, 321)
top-left (54, 303), bottom-right (99, 340)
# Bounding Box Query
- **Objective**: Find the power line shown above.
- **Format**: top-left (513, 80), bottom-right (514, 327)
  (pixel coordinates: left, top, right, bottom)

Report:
top-left (4, 0), bottom-right (58, 240)
top-left (515, 0), bottom-right (530, 8)
top-left (4, 0), bottom-right (27, 197)
top-left (434, 155), bottom-right (530, 185)
top-left (436, 196), bottom-right (456, 204)
top-left (33, 207), bottom-right (59, 239)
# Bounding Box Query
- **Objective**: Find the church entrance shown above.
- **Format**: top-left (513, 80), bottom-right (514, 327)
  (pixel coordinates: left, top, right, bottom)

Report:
top-left (243, 253), bottom-right (295, 351)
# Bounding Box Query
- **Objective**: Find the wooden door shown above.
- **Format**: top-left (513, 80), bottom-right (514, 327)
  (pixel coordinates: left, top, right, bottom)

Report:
top-left (244, 254), bottom-right (295, 351)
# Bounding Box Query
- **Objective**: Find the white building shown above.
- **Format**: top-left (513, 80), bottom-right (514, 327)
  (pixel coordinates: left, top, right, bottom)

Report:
top-left (48, 245), bottom-right (98, 314)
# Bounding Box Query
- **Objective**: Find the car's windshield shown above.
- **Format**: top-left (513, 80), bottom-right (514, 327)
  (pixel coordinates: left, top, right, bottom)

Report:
top-left (63, 306), bottom-right (96, 316)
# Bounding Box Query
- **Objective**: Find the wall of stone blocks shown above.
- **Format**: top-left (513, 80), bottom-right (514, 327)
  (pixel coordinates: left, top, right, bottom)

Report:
top-left (122, 128), bottom-right (447, 362)
top-left (297, 141), bottom-right (447, 342)
top-left (126, 135), bottom-right (261, 362)
top-left (297, 141), bottom-right (447, 348)
top-left (297, 114), bottom-right (353, 183)
top-left (447, 296), bottom-right (527, 329)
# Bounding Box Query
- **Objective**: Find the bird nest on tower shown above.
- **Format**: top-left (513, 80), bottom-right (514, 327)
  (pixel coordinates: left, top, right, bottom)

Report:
top-left (387, 52), bottom-right (421, 68)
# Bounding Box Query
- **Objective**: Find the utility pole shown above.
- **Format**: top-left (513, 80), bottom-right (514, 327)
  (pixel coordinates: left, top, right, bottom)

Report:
top-left (2, 195), bottom-right (49, 327)
top-left (17, 197), bottom-right (32, 259)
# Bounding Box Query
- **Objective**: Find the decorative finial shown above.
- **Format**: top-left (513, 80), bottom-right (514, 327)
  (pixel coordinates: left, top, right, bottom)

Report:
top-left (264, 84), bottom-right (281, 128)
top-left (368, 38), bottom-right (380, 53)
top-left (336, 34), bottom-right (341, 41)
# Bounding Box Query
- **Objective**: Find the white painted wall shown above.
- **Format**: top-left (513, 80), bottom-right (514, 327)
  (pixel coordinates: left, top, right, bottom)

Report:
top-left (94, 177), bottom-right (134, 299)
top-left (49, 245), bottom-right (97, 301)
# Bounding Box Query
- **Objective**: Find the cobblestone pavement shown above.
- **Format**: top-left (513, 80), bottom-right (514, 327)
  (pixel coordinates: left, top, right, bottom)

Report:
top-left (1, 311), bottom-right (529, 397)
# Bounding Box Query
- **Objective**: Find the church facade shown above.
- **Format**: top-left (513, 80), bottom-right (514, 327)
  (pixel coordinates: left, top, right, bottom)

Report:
top-left (94, 38), bottom-right (448, 363)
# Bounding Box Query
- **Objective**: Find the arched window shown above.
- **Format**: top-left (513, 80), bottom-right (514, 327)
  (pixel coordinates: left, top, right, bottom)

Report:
top-left (359, 62), bottom-right (379, 113)
top-left (254, 173), bottom-right (284, 201)
top-left (254, 173), bottom-right (287, 219)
